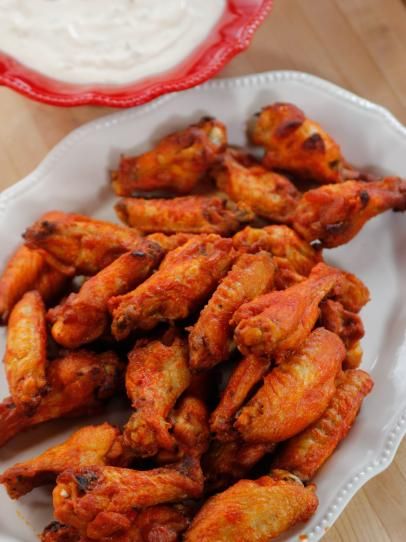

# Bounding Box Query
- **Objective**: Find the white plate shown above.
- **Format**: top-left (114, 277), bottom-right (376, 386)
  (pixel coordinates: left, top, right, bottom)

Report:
top-left (0, 71), bottom-right (405, 542)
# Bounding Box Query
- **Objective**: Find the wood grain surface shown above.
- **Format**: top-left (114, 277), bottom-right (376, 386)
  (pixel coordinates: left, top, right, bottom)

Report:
top-left (0, 0), bottom-right (405, 540)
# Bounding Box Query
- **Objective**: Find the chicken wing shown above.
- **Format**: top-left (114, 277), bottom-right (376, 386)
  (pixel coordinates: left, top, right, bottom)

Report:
top-left (232, 263), bottom-right (340, 359)
top-left (109, 235), bottom-right (234, 339)
top-left (233, 225), bottom-right (322, 278)
top-left (123, 334), bottom-right (191, 457)
top-left (235, 328), bottom-right (345, 443)
top-left (53, 460), bottom-right (203, 540)
top-left (48, 239), bottom-right (164, 348)
top-left (273, 369), bottom-right (373, 480)
top-left (189, 252), bottom-right (275, 371)
top-left (24, 211), bottom-right (141, 275)
top-left (0, 423), bottom-right (124, 499)
top-left (0, 245), bottom-right (67, 324)
top-left (291, 177), bottom-right (406, 247)
top-left (203, 440), bottom-right (275, 493)
top-left (210, 355), bottom-right (271, 441)
top-left (249, 102), bottom-right (351, 184)
top-left (184, 470), bottom-right (318, 542)
top-left (0, 350), bottom-right (123, 447)
top-left (115, 196), bottom-right (253, 235)
top-left (4, 290), bottom-right (47, 411)
top-left (214, 149), bottom-right (300, 222)
top-left (112, 117), bottom-right (227, 196)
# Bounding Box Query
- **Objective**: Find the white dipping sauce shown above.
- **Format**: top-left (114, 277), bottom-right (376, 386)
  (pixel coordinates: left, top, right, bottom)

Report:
top-left (0, 0), bottom-right (226, 85)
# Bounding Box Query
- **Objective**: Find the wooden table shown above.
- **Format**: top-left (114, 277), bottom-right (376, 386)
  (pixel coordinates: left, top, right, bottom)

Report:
top-left (0, 0), bottom-right (405, 540)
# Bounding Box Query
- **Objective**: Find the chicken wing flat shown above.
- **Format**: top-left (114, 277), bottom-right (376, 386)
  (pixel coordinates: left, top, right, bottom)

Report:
top-left (214, 149), bottom-right (300, 222)
top-left (235, 328), bottom-right (345, 443)
top-left (123, 334), bottom-right (191, 457)
top-left (115, 196), bottom-right (253, 235)
top-left (53, 460), bottom-right (203, 540)
top-left (4, 290), bottom-right (47, 411)
top-left (249, 102), bottom-right (348, 184)
top-left (0, 423), bottom-right (123, 499)
top-left (291, 177), bottom-right (406, 248)
top-left (232, 263), bottom-right (340, 358)
top-left (0, 245), bottom-right (67, 324)
top-left (189, 252), bottom-right (275, 371)
top-left (203, 440), bottom-right (275, 493)
top-left (184, 470), bottom-right (318, 542)
top-left (109, 235), bottom-right (234, 339)
top-left (111, 117), bottom-right (227, 196)
top-left (273, 369), bottom-right (373, 480)
top-left (210, 355), bottom-right (271, 441)
top-left (48, 239), bottom-right (164, 348)
top-left (233, 225), bottom-right (322, 278)
top-left (0, 350), bottom-right (122, 447)
top-left (24, 211), bottom-right (141, 275)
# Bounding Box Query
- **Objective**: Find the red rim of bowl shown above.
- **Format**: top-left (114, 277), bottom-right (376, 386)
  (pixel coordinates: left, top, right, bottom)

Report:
top-left (0, 0), bottom-right (273, 108)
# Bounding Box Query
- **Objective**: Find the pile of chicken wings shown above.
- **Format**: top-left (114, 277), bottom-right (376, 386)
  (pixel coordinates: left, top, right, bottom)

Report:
top-left (1, 102), bottom-right (405, 542)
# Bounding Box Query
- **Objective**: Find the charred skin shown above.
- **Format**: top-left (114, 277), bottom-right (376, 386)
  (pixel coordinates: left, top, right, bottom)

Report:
top-left (115, 196), bottom-right (254, 236)
top-left (0, 350), bottom-right (123, 448)
top-left (210, 355), bottom-right (271, 441)
top-left (123, 334), bottom-right (191, 457)
top-left (184, 471), bottom-right (318, 542)
top-left (0, 423), bottom-right (124, 499)
top-left (232, 263), bottom-right (341, 359)
top-left (214, 149), bottom-right (300, 222)
top-left (53, 460), bottom-right (203, 540)
top-left (235, 328), bottom-right (345, 443)
top-left (232, 225), bottom-right (322, 278)
top-left (189, 252), bottom-right (275, 371)
top-left (23, 211), bottom-right (141, 275)
top-left (111, 117), bottom-right (227, 196)
top-left (48, 239), bottom-right (164, 349)
top-left (41, 522), bottom-right (81, 542)
top-left (291, 177), bottom-right (406, 247)
top-left (4, 291), bottom-right (47, 411)
top-left (109, 235), bottom-right (234, 339)
top-left (0, 245), bottom-right (67, 324)
top-left (249, 102), bottom-right (346, 184)
top-left (273, 369), bottom-right (374, 480)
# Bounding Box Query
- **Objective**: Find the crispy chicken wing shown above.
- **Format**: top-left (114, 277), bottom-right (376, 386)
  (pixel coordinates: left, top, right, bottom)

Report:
top-left (203, 440), bottom-right (275, 493)
top-left (4, 290), bottom-right (47, 411)
top-left (109, 235), bottom-right (234, 339)
top-left (0, 245), bottom-right (67, 323)
top-left (0, 350), bottom-right (122, 447)
top-left (24, 211), bottom-right (140, 275)
top-left (273, 369), bottom-right (373, 480)
top-left (291, 177), bottom-right (406, 247)
top-left (48, 239), bottom-right (164, 348)
top-left (232, 263), bottom-right (340, 358)
top-left (210, 355), bottom-right (271, 441)
top-left (235, 328), bottom-right (345, 443)
top-left (0, 423), bottom-right (123, 499)
top-left (214, 149), bottom-right (300, 222)
top-left (184, 470), bottom-right (318, 542)
top-left (112, 118), bottom-right (227, 196)
top-left (115, 196), bottom-right (253, 235)
top-left (249, 102), bottom-right (350, 184)
top-left (53, 460), bottom-right (203, 540)
top-left (189, 252), bottom-right (275, 371)
top-left (233, 225), bottom-right (322, 278)
top-left (123, 334), bottom-right (191, 457)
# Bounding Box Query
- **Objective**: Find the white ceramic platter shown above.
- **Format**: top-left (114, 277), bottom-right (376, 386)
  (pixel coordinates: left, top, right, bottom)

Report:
top-left (0, 71), bottom-right (405, 542)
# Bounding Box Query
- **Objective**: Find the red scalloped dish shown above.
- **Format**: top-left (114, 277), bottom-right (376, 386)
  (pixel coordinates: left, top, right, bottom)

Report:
top-left (0, 1), bottom-right (273, 108)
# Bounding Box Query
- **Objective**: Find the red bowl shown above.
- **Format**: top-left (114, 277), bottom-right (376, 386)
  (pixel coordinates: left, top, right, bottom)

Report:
top-left (0, 1), bottom-right (273, 108)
